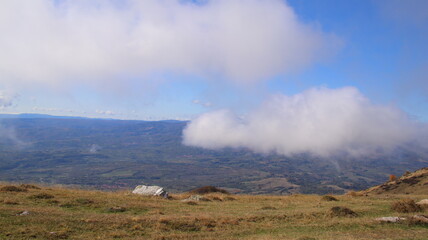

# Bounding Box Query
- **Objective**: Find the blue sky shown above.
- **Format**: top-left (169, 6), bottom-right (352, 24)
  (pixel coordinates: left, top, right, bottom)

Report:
top-left (0, 0), bottom-right (427, 121)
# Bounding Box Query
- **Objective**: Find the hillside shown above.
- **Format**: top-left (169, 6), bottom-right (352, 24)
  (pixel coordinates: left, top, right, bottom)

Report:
top-left (1, 183), bottom-right (428, 240)
top-left (0, 117), bottom-right (428, 194)
top-left (362, 167), bottom-right (428, 195)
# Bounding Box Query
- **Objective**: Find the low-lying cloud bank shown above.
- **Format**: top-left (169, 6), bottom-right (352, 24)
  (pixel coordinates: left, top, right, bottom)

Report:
top-left (183, 87), bottom-right (425, 156)
top-left (0, 0), bottom-right (338, 89)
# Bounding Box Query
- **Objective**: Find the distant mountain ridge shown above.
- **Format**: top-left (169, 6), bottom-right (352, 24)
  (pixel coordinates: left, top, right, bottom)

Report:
top-left (0, 113), bottom-right (88, 119)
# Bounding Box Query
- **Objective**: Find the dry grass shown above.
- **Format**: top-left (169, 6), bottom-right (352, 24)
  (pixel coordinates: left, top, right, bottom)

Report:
top-left (1, 183), bottom-right (428, 239)
top-left (391, 199), bottom-right (422, 213)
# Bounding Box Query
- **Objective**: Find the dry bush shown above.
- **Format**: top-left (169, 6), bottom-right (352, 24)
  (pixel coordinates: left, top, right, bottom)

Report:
top-left (189, 186), bottom-right (229, 195)
top-left (108, 206), bottom-right (127, 213)
top-left (391, 199), bottom-right (422, 213)
top-left (3, 200), bottom-right (19, 205)
top-left (406, 215), bottom-right (428, 226)
top-left (211, 196), bottom-right (223, 201)
top-left (321, 195), bottom-right (338, 201)
top-left (29, 193), bottom-right (55, 199)
top-left (260, 206), bottom-right (277, 210)
top-left (20, 184), bottom-right (41, 190)
top-left (1, 185), bottom-right (27, 192)
top-left (389, 174), bottom-right (397, 182)
top-left (329, 206), bottom-right (358, 217)
top-left (157, 219), bottom-right (201, 232)
top-left (75, 198), bottom-right (94, 205)
top-left (345, 191), bottom-right (364, 197)
top-left (222, 196), bottom-right (236, 201)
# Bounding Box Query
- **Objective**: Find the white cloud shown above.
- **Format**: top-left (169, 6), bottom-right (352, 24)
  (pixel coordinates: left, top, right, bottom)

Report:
top-left (0, 0), bottom-right (339, 90)
top-left (183, 87), bottom-right (423, 156)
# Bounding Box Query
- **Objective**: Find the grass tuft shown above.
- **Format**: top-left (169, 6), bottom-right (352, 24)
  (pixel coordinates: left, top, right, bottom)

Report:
top-left (329, 206), bottom-right (358, 217)
top-left (391, 199), bottom-right (422, 213)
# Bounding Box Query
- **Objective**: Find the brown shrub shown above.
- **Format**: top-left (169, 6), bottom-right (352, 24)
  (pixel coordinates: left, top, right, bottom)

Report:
top-left (345, 191), bottom-right (365, 197)
top-left (29, 193), bottom-right (55, 199)
top-left (321, 195), bottom-right (338, 201)
top-left (391, 199), bottom-right (422, 213)
top-left (223, 196), bottom-right (237, 201)
top-left (158, 219), bottom-right (201, 232)
top-left (189, 186), bottom-right (229, 195)
top-left (211, 196), bottom-right (223, 201)
top-left (108, 206), bottom-right (127, 213)
top-left (406, 215), bottom-right (428, 226)
top-left (20, 184), bottom-right (41, 190)
top-left (260, 206), bottom-right (277, 210)
top-left (3, 200), bottom-right (19, 205)
top-left (329, 206), bottom-right (358, 217)
top-left (389, 174), bottom-right (397, 182)
top-left (75, 198), bottom-right (94, 205)
top-left (186, 201), bottom-right (198, 205)
top-left (1, 186), bottom-right (27, 192)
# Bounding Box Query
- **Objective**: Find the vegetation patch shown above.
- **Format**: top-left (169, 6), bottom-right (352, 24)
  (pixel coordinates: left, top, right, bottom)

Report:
top-left (75, 198), bottom-right (94, 205)
top-left (329, 206), bottom-right (358, 217)
top-left (391, 199), bottom-right (422, 213)
top-left (108, 206), bottom-right (127, 213)
top-left (29, 193), bottom-right (55, 199)
top-left (20, 184), bottom-right (41, 190)
top-left (321, 195), bottom-right (338, 201)
top-left (260, 206), bottom-right (277, 210)
top-left (1, 185), bottom-right (27, 192)
top-left (189, 186), bottom-right (229, 195)
top-left (158, 219), bottom-right (201, 232)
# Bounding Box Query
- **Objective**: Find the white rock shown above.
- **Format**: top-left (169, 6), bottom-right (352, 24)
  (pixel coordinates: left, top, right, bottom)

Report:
top-left (416, 199), bottom-right (428, 205)
top-left (17, 210), bottom-right (30, 216)
top-left (375, 217), bottom-right (406, 223)
top-left (132, 185), bottom-right (168, 198)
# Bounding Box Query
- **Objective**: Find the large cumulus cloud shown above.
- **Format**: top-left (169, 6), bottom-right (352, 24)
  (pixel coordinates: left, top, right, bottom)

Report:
top-left (183, 87), bottom-right (423, 156)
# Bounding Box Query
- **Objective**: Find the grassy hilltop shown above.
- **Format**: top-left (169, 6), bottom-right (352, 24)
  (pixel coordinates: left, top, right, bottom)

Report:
top-left (1, 182), bottom-right (428, 240)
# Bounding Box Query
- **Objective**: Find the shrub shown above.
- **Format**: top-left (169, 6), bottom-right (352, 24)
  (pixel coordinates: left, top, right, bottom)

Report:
top-left (391, 199), bottom-right (422, 213)
top-left (108, 206), bottom-right (127, 213)
top-left (389, 174), bottom-right (397, 182)
top-left (20, 184), bottom-right (41, 190)
top-left (189, 186), bottom-right (229, 195)
top-left (29, 193), bottom-right (54, 199)
top-left (321, 195), bottom-right (338, 201)
top-left (75, 198), bottom-right (94, 205)
top-left (345, 191), bottom-right (364, 197)
top-left (223, 196), bottom-right (237, 201)
top-left (1, 186), bottom-right (27, 192)
top-left (329, 206), bottom-right (358, 217)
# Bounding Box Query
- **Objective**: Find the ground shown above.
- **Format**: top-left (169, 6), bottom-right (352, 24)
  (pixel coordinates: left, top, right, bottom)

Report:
top-left (0, 183), bottom-right (427, 240)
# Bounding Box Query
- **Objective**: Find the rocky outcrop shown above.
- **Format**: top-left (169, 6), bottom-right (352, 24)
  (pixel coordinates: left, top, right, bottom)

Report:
top-left (132, 185), bottom-right (168, 198)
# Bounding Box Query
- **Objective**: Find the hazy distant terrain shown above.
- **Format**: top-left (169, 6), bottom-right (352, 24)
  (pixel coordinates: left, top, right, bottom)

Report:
top-left (0, 115), bottom-right (427, 194)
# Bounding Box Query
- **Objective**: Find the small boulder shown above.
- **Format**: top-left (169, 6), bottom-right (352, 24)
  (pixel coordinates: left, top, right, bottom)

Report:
top-left (16, 210), bottom-right (30, 216)
top-left (375, 217), bottom-right (406, 223)
top-left (132, 185), bottom-right (168, 198)
top-left (416, 199), bottom-right (428, 206)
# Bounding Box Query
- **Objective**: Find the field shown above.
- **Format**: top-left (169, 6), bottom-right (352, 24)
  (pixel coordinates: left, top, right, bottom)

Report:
top-left (1, 183), bottom-right (427, 240)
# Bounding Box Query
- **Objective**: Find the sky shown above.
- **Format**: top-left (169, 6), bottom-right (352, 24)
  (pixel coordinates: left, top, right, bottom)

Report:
top-left (0, 0), bottom-right (427, 156)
